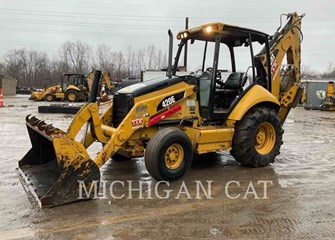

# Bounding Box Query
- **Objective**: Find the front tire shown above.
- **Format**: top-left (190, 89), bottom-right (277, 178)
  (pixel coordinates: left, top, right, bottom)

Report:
top-left (145, 127), bottom-right (193, 180)
top-left (231, 107), bottom-right (283, 167)
top-left (45, 94), bottom-right (54, 102)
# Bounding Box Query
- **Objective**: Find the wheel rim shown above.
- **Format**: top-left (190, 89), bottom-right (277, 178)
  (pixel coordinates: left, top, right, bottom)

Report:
top-left (68, 92), bottom-right (76, 101)
top-left (46, 95), bottom-right (53, 101)
top-left (254, 122), bottom-right (276, 155)
top-left (165, 143), bottom-right (184, 170)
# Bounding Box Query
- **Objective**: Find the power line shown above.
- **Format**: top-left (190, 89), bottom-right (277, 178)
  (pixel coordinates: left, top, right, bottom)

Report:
top-left (0, 16), bottom-right (331, 31)
top-left (0, 8), bottom-right (295, 22)
top-left (0, 17), bottom-right (178, 29)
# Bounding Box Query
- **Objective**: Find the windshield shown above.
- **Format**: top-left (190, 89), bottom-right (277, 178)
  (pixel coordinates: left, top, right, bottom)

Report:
top-left (172, 35), bottom-right (267, 85)
top-left (173, 39), bottom-right (232, 76)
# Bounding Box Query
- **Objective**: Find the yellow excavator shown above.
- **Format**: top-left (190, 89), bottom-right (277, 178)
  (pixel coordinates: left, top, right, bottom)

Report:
top-left (17, 12), bottom-right (304, 208)
top-left (30, 70), bottom-right (113, 102)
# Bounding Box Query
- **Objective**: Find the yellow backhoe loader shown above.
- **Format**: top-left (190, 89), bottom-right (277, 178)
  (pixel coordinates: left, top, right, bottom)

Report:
top-left (30, 73), bottom-right (88, 102)
top-left (30, 70), bottom-right (113, 102)
top-left (17, 12), bottom-right (304, 208)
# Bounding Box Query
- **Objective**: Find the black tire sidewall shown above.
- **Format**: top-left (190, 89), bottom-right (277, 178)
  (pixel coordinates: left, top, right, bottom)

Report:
top-left (45, 94), bottom-right (54, 102)
top-left (232, 107), bottom-right (283, 167)
top-left (145, 128), bottom-right (193, 180)
top-left (66, 90), bottom-right (79, 102)
top-left (158, 133), bottom-right (191, 179)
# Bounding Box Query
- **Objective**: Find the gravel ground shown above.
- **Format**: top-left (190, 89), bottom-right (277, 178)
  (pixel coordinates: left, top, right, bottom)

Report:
top-left (0, 95), bottom-right (334, 239)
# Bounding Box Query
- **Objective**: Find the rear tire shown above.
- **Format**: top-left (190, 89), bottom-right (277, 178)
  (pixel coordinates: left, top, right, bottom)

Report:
top-left (65, 90), bottom-right (79, 102)
top-left (145, 127), bottom-right (193, 180)
top-left (231, 107), bottom-right (283, 167)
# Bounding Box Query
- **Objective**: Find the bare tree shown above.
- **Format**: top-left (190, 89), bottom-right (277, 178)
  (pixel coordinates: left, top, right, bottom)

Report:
top-left (3, 48), bottom-right (49, 87)
top-left (1, 42), bottom-right (167, 87)
top-left (95, 44), bottom-right (115, 72)
top-left (0, 61), bottom-right (5, 74)
top-left (125, 47), bottom-right (136, 76)
top-left (4, 49), bottom-right (21, 82)
top-left (35, 51), bottom-right (50, 82)
top-left (135, 49), bottom-right (145, 74)
top-left (146, 45), bottom-right (156, 70)
top-left (301, 64), bottom-right (319, 79)
top-left (49, 53), bottom-right (72, 84)
top-left (24, 50), bottom-right (50, 87)
top-left (154, 49), bottom-right (167, 70)
top-left (114, 51), bottom-right (125, 80)
top-left (320, 62), bottom-right (335, 78)
top-left (60, 40), bottom-right (92, 73)
top-left (95, 44), bottom-right (107, 69)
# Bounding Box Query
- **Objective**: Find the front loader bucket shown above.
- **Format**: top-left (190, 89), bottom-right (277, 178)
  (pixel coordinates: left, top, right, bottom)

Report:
top-left (16, 115), bottom-right (100, 208)
top-left (29, 91), bottom-right (43, 101)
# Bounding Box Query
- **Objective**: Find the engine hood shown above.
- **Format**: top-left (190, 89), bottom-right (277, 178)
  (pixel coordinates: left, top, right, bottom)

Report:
top-left (117, 76), bottom-right (186, 97)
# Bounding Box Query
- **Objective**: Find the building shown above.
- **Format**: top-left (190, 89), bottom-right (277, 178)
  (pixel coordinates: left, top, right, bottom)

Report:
top-left (0, 75), bottom-right (16, 96)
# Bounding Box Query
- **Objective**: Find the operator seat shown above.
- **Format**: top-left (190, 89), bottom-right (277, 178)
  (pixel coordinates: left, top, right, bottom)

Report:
top-left (215, 72), bottom-right (246, 109)
top-left (222, 72), bottom-right (244, 95)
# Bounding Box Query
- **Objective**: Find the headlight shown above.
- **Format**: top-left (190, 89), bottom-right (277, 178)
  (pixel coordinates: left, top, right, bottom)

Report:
top-left (205, 26), bottom-right (212, 33)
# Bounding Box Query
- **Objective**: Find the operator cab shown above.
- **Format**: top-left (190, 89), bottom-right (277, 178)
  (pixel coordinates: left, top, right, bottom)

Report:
top-left (61, 74), bottom-right (88, 91)
top-left (172, 23), bottom-right (271, 121)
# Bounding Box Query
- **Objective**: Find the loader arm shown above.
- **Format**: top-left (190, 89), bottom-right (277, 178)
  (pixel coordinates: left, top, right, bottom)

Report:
top-left (92, 81), bottom-right (196, 168)
top-left (66, 103), bottom-right (109, 143)
top-left (64, 79), bottom-right (195, 168)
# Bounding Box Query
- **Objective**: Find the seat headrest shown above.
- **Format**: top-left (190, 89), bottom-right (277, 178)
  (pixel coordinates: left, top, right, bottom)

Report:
top-left (224, 72), bottom-right (244, 89)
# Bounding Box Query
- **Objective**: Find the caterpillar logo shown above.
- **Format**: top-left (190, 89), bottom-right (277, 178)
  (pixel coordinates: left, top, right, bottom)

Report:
top-left (270, 49), bottom-right (279, 77)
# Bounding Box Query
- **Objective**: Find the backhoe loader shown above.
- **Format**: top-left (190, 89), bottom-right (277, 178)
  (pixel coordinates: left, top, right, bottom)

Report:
top-left (30, 73), bottom-right (88, 102)
top-left (30, 70), bottom-right (113, 102)
top-left (17, 12), bottom-right (304, 208)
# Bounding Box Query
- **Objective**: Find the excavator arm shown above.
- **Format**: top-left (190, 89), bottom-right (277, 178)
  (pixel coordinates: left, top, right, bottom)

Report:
top-left (101, 70), bottom-right (114, 91)
top-left (258, 12), bottom-right (305, 124)
top-left (86, 69), bottom-right (114, 102)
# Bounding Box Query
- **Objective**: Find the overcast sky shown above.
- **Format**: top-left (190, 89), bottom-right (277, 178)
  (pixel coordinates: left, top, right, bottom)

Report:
top-left (0, 0), bottom-right (334, 71)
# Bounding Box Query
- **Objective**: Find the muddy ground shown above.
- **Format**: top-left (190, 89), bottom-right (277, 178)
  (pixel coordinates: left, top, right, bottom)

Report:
top-left (0, 95), bottom-right (334, 239)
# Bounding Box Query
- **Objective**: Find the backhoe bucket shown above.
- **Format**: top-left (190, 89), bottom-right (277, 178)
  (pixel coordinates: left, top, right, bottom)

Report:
top-left (16, 115), bottom-right (100, 208)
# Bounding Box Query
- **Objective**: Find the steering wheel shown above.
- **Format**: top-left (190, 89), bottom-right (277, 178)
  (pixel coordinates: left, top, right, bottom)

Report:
top-left (206, 68), bottom-right (225, 87)
top-left (194, 69), bottom-right (204, 76)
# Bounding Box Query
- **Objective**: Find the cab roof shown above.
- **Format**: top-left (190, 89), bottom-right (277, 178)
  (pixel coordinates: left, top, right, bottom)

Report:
top-left (177, 22), bottom-right (269, 47)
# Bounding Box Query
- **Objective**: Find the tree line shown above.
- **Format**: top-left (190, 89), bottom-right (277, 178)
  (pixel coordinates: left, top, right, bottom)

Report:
top-left (301, 63), bottom-right (335, 79)
top-left (0, 40), bottom-right (167, 88)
